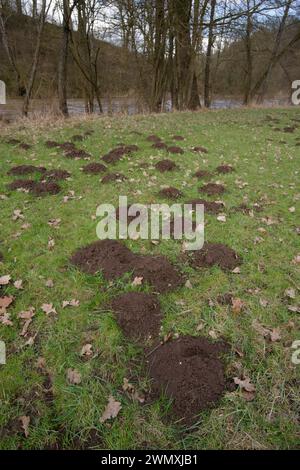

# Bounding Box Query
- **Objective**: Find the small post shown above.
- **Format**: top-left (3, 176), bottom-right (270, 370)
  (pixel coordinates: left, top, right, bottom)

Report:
top-left (0, 80), bottom-right (6, 104)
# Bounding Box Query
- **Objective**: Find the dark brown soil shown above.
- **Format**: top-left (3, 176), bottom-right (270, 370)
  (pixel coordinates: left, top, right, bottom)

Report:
top-left (193, 146), bottom-right (208, 154)
top-left (42, 169), bottom-right (71, 181)
top-left (45, 140), bottom-right (61, 148)
top-left (168, 146), bottom-right (184, 154)
top-left (64, 148), bottom-right (91, 159)
top-left (200, 183), bottom-right (226, 196)
top-left (102, 145), bottom-right (138, 164)
top-left (194, 170), bottom-right (212, 179)
top-left (162, 216), bottom-right (197, 239)
top-left (132, 255), bottom-right (183, 293)
top-left (152, 142), bottom-right (167, 150)
top-left (155, 160), bottom-right (177, 172)
top-left (19, 143), bottom-right (32, 150)
top-left (8, 179), bottom-right (60, 195)
top-left (31, 182), bottom-right (61, 195)
top-left (283, 126), bottom-right (295, 133)
top-left (159, 187), bottom-right (183, 199)
top-left (146, 135), bottom-right (161, 143)
top-left (101, 172), bottom-right (126, 183)
top-left (111, 292), bottom-right (162, 342)
top-left (7, 139), bottom-right (21, 145)
top-left (8, 165), bottom-right (46, 176)
top-left (189, 242), bottom-right (241, 271)
top-left (70, 240), bottom-right (134, 277)
top-left (82, 162), bottom-right (107, 174)
top-left (116, 205), bottom-right (146, 224)
top-left (8, 179), bottom-right (36, 191)
top-left (217, 293), bottom-right (233, 305)
top-left (187, 198), bottom-right (224, 214)
top-left (173, 135), bottom-right (184, 141)
top-left (70, 240), bottom-right (183, 293)
top-left (216, 165), bottom-right (234, 174)
top-left (59, 142), bottom-right (77, 151)
top-left (0, 252), bottom-right (3, 262)
top-left (147, 336), bottom-right (230, 424)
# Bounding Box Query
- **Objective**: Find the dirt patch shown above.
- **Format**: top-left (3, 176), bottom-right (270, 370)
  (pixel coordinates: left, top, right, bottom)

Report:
top-left (168, 146), bottom-right (184, 154)
top-left (111, 292), bottom-right (162, 342)
top-left (193, 146), bottom-right (208, 154)
top-left (45, 140), bottom-right (61, 148)
top-left (101, 172), bottom-right (126, 183)
top-left (102, 145), bottom-right (138, 164)
top-left (188, 242), bottom-right (241, 271)
top-left (72, 134), bottom-right (85, 142)
top-left (19, 143), bottom-right (32, 151)
top-left (152, 142), bottom-right (167, 150)
top-left (64, 148), bottom-right (91, 159)
top-left (8, 179), bottom-right (60, 195)
top-left (59, 142), bottom-right (77, 151)
top-left (162, 216), bottom-right (197, 239)
top-left (43, 169), bottom-right (71, 181)
top-left (71, 240), bottom-right (183, 293)
top-left (159, 187), bottom-right (183, 199)
top-left (194, 170), bottom-right (212, 179)
top-left (32, 182), bottom-right (61, 195)
top-left (116, 205), bottom-right (146, 224)
top-left (83, 162), bottom-right (107, 174)
top-left (155, 160), bottom-right (177, 172)
top-left (283, 126), bottom-right (295, 133)
top-left (8, 165), bottom-right (46, 176)
top-left (146, 135), bottom-right (161, 143)
top-left (217, 293), bottom-right (233, 305)
top-left (216, 165), bottom-right (234, 174)
top-left (147, 336), bottom-right (230, 424)
top-left (132, 255), bottom-right (183, 293)
top-left (187, 198), bottom-right (224, 214)
top-left (6, 139), bottom-right (21, 145)
top-left (200, 183), bottom-right (225, 196)
top-left (172, 135), bottom-right (184, 141)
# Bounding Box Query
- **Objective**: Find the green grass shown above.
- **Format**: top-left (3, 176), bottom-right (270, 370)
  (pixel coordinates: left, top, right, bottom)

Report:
top-left (0, 108), bottom-right (299, 450)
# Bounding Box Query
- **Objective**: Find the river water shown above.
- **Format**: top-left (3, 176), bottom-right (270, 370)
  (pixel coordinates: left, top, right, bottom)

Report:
top-left (0, 96), bottom-right (291, 122)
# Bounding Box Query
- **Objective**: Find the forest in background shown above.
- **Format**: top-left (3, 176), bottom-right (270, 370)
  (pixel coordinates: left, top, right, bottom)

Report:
top-left (0, 0), bottom-right (300, 116)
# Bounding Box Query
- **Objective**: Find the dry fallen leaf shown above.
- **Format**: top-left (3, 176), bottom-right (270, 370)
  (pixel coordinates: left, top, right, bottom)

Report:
top-left (48, 237), bottom-right (55, 250)
top-left (80, 343), bottom-right (93, 357)
top-left (45, 279), bottom-right (54, 288)
top-left (284, 288), bottom-right (296, 299)
top-left (19, 415), bottom-right (30, 438)
top-left (41, 303), bottom-right (57, 315)
top-left (66, 368), bottom-right (82, 385)
top-left (0, 296), bottom-right (14, 311)
top-left (0, 312), bottom-right (13, 326)
top-left (0, 275), bottom-right (11, 286)
top-left (12, 209), bottom-right (24, 221)
top-left (231, 298), bottom-right (245, 314)
top-left (231, 267), bottom-right (241, 274)
top-left (100, 395), bottom-right (122, 423)
top-left (14, 279), bottom-right (23, 290)
top-left (62, 299), bottom-right (80, 308)
top-left (234, 376), bottom-right (256, 393)
top-left (131, 276), bottom-right (143, 286)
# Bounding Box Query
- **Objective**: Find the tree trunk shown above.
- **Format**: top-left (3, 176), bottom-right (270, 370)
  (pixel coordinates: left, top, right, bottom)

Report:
top-left (204, 0), bottom-right (216, 108)
top-left (58, 0), bottom-right (70, 117)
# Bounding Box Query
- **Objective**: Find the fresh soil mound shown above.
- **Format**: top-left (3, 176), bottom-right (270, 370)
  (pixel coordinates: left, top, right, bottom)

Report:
top-left (101, 173), bottom-right (126, 183)
top-left (19, 143), bottom-right (32, 150)
top-left (187, 198), bottom-right (224, 214)
top-left (162, 216), bottom-right (197, 239)
top-left (6, 139), bottom-right (21, 145)
top-left (45, 140), bottom-right (61, 148)
top-left (64, 148), bottom-right (91, 159)
top-left (132, 255), bottom-right (183, 293)
top-left (159, 187), bottom-right (183, 199)
top-left (216, 165), bottom-right (234, 174)
top-left (70, 240), bottom-right (183, 292)
top-left (102, 145), bottom-right (138, 164)
top-left (283, 126), bottom-right (295, 133)
top-left (189, 242), bottom-right (241, 271)
top-left (146, 135), bottom-right (161, 143)
top-left (70, 240), bottom-right (135, 277)
top-left (152, 142), bottom-right (167, 150)
top-left (200, 183), bottom-right (225, 196)
top-left (31, 182), bottom-right (61, 195)
top-left (193, 146), bottom-right (208, 153)
top-left (82, 162), bottom-right (107, 174)
top-left (168, 146), bottom-right (184, 154)
top-left (116, 205), bottom-right (146, 224)
top-left (111, 292), bottom-right (161, 342)
top-left (194, 170), bottom-right (211, 179)
top-left (217, 293), bottom-right (233, 305)
top-left (172, 135), bottom-right (184, 141)
top-left (8, 179), bottom-right (60, 195)
top-left (8, 165), bottom-right (46, 176)
top-left (43, 169), bottom-right (71, 181)
top-left (8, 179), bottom-right (36, 191)
top-left (155, 160), bottom-right (177, 172)
top-left (147, 336), bottom-right (230, 424)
